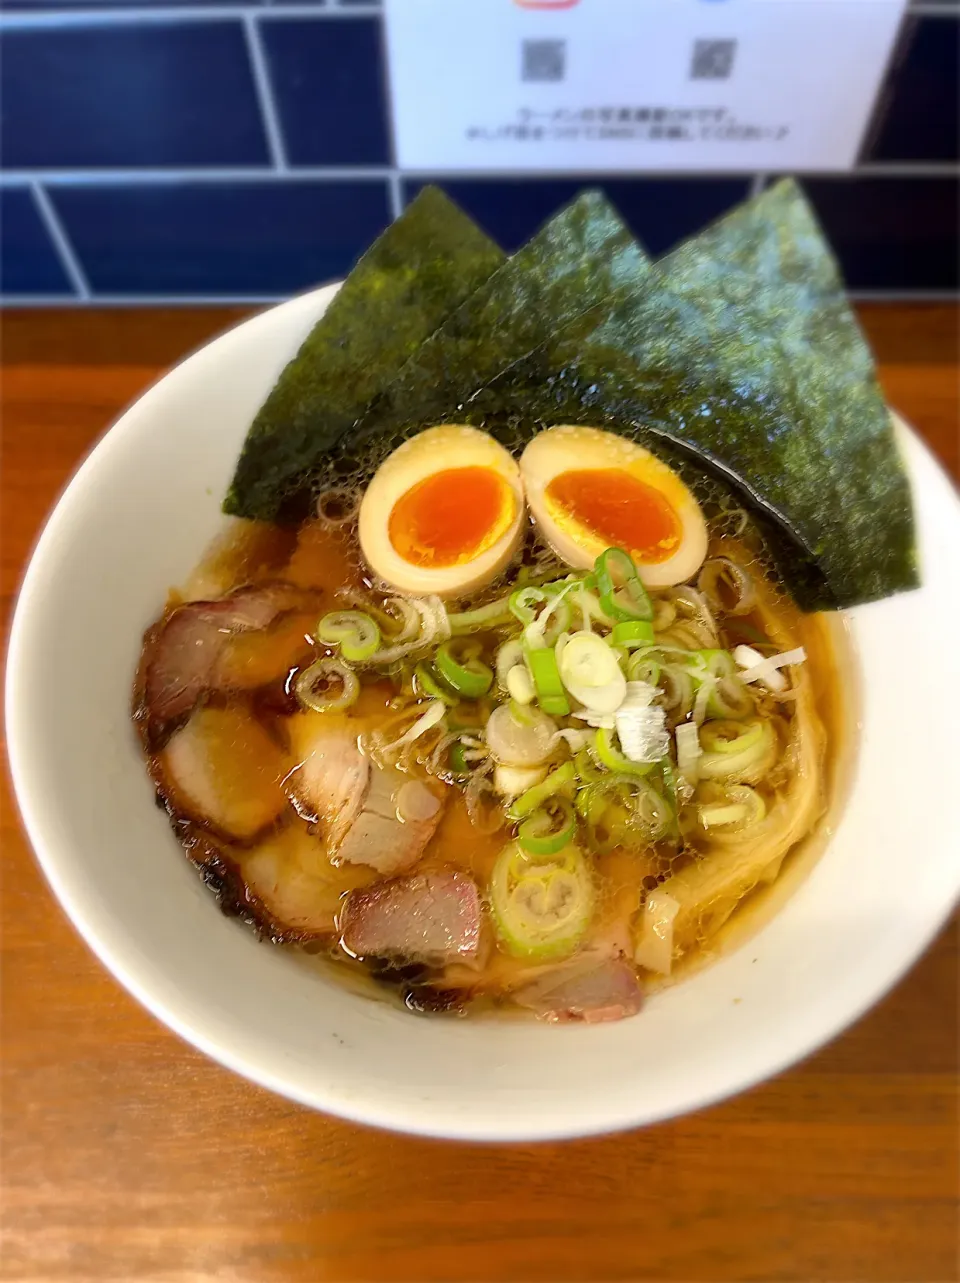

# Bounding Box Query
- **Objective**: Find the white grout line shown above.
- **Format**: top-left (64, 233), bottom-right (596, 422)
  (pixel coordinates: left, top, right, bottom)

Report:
top-left (242, 13), bottom-right (288, 171)
top-left (387, 171), bottom-right (403, 220)
top-left (29, 183), bottom-right (90, 300)
top-left (0, 167), bottom-right (393, 185)
top-left (748, 173), bottom-right (767, 198)
top-left (0, 5), bottom-right (383, 27)
top-left (4, 165), bottom-right (957, 187)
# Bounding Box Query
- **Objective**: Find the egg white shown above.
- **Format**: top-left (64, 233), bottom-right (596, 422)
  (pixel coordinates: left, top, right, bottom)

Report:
top-left (520, 425), bottom-right (708, 587)
top-left (359, 425), bottom-right (524, 598)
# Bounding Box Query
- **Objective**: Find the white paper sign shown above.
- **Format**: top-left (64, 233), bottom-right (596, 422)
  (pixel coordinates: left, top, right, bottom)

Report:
top-left (385, 0), bottom-right (906, 173)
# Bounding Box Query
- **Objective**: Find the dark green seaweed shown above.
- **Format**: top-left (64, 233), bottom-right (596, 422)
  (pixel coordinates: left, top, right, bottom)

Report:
top-left (223, 187), bottom-right (505, 521)
top-left (464, 179), bottom-right (917, 610)
top-left (346, 189), bottom-right (650, 461)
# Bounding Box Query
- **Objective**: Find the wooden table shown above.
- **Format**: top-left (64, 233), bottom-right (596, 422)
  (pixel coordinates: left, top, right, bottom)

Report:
top-left (2, 306), bottom-right (958, 1283)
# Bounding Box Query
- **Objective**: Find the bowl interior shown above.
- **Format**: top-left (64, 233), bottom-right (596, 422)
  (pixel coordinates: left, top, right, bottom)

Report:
top-left (8, 286), bottom-right (960, 1140)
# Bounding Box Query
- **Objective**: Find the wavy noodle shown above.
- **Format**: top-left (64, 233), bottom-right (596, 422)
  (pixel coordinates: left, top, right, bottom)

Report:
top-left (651, 550), bottom-right (826, 960)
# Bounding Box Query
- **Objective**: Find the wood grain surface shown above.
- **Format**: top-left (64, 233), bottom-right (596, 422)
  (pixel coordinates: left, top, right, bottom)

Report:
top-left (2, 306), bottom-right (958, 1283)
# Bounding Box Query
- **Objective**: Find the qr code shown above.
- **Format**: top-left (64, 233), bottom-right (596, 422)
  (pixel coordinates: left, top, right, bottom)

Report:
top-left (690, 38), bottom-right (736, 80)
top-left (522, 38), bottom-right (566, 82)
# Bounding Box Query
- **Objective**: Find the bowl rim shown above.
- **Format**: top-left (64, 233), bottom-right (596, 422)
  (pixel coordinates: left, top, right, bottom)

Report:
top-left (7, 284), bottom-right (960, 1141)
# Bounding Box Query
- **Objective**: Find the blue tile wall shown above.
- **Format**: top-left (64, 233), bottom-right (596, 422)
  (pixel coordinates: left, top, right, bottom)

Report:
top-left (1, 1), bottom-right (957, 303)
top-left (261, 17), bottom-right (391, 166)
top-left (402, 177), bottom-right (752, 257)
top-left (868, 14), bottom-right (959, 161)
top-left (792, 176), bottom-right (959, 291)
top-left (1, 187), bottom-right (75, 294)
top-left (1, 22), bottom-right (269, 168)
top-left (51, 180), bottom-right (391, 295)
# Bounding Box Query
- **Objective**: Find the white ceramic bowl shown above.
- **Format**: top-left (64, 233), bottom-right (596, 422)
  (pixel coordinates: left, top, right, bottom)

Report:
top-left (8, 285), bottom-right (960, 1141)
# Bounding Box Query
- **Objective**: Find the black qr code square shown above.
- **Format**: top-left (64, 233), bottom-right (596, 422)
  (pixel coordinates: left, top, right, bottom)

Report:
top-left (690, 38), bottom-right (736, 80)
top-left (522, 39), bottom-right (566, 82)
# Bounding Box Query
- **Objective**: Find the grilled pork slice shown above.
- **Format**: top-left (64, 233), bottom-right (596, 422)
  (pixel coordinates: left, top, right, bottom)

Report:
top-left (510, 957), bottom-right (643, 1024)
top-left (137, 582), bottom-right (317, 737)
top-left (158, 704), bottom-right (287, 842)
top-left (339, 871), bottom-right (481, 964)
top-left (286, 715), bottom-right (444, 875)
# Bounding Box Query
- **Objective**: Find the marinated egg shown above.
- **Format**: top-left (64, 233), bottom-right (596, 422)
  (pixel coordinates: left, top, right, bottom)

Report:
top-left (520, 425), bottom-right (708, 587)
top-left (359, 425), bottom-right (525, 597)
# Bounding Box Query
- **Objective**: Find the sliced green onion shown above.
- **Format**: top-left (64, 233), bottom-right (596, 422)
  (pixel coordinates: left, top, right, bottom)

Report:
top-left (580, 774), bottom-right (672, 851)
top-left (316, 610), bottom-right (380, 662)
top-left (486, 702), bottom-right (556, 766)
top-left (518, 798), bottom-right (576, 856)
top-left (594, 548), bottom-right (653, 622)
top-left (698, 783), bottom-right (767, 832)
top-left (538, 593), bottom-right (573, 648)
top-left (506, 665), bottom-right (536, 705)
top-left (593, 727), bottom-right (653, 777)
top-left (294, 657), bottom-right (359, 713)
top-left (435, 640), bottom-right (494, 698)
top-left (446, 595), bottom-right (513, 635)
top-left (526, 647), bottom-right (570, 717)
top-left (675, 721), bottom-right (701, 786)
top-left (413, 661), bottom-right (459, 706)
top-left (611, 620), bottom-right (655, 648)
top-left (494, 763), bottom-right (547, 800)
top-left (508, 761), bottom-right (577, 820)
top-left (449, 742), bottom-right (470, 776)
top-left (557, 631), bottom-right (626, 714)
top-left (697, 557), bottom-right (756, 617)
top-left (574, 745), bottom-right (607, 786)
top-left (699, 718), bottom-right (777, 784)
top-left (489, 841), bottom-right (593, 959)
top-left (659, 759), bottom-right (680, 832)
top-left (496, 639), bottom-right (525, 690)
top-left (626, 648), bottom-right (662, 687)
top-left (686, 648), bottom-right (752, 719)
top-left (509, 586), bottom-right (547, 626)
top-left (381, 700), bottom-right (446, 755)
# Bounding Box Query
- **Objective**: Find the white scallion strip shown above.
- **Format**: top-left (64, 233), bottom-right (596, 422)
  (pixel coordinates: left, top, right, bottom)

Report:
top-left (615, 681), bottom-right (669, 763)
top-left (570, 709), bottom-right (616, 730)
top-left (496, 639), bottom-right (525, 690)
top-left (381, 700), bottom-right (445, 754)
top-left (698, 783), bottom-right (767, 834)
top-left (493, 763), bottom-right (548, 800)
top-left (554, 727), bottom-right (593, 753)
top-left (506, 664), bottom-right (536, 705)
top-left (675, 721), bottom-right (701, 786)
top-left (700, 801), bottom-right (749, 828)
top-left (635, 890), bottom-right (680, 975)
top-left (734, 644), bottom-right (807, 692)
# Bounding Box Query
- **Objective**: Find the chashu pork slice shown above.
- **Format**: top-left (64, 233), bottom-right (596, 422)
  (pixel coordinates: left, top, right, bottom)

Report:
top-left (339, 870), bottom-right (481, 964)
top-left (286, 714), bottom-right (445, 875)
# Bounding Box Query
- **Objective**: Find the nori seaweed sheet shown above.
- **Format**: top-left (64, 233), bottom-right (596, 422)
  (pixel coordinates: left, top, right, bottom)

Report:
top-left (461, 179), bottom-right (918, 611)
top-left (223, 186), bottom-right (505, 521)
top-left (346, 189), bottom-right (650, 462)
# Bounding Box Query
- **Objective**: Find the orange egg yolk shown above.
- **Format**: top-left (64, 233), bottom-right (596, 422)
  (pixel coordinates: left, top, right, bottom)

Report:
top-left (388, 466), bottom-right (515, 567)
top-left (545, 468), bottom-right (682, 563)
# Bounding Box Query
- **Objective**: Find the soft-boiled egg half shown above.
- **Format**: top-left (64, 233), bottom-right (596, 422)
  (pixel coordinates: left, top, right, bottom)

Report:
top-left (520, 425), bottom-right (708, 587)
top-left (359, 425), bottom-right (525, 597)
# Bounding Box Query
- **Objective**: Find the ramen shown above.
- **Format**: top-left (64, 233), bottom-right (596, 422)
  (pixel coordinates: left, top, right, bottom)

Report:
top-left (132, 180), bottom-right (915, 1023)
